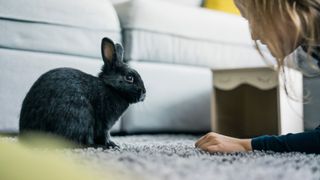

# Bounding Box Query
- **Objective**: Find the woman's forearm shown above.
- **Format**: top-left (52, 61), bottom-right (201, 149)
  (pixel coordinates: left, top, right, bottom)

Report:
top-left (239, 139), bottom-right (252, 151)
top-left (251, 127), bottom-right (320, 154)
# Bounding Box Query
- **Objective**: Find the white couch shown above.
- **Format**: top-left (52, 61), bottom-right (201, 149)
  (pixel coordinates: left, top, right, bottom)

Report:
top-left (0, 0), bottom-right (304, 136)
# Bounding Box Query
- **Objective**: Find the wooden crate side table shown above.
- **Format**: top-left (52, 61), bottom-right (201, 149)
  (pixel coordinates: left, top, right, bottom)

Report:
top-left (211, 67), bottom-right (303, 138)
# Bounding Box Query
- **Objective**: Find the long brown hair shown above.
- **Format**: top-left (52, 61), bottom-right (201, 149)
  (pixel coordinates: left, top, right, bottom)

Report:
top-left (236, 0), bottom-right (320, 70)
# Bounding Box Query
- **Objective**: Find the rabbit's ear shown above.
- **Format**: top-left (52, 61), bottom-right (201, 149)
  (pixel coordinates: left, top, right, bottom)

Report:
top-left (101, 38), bottom-right (124, 69)
top-left (115, 43), bottom-right (124, 62)
top-left (101, 37), bottom-right (116, 67)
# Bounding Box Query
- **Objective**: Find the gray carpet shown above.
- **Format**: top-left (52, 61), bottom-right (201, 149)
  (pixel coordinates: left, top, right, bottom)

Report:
top-left (65, 135), bottom-right (320, 180)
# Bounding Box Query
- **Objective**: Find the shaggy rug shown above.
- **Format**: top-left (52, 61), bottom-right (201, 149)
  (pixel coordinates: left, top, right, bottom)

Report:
top-left (2, 135), bottom-right (320, 180)
top-left (68, 135), bottom-right (320, 180)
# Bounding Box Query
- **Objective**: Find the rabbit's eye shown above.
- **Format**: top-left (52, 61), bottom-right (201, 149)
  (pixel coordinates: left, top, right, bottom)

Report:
top-left (124, 75), bottom-right (134, 83)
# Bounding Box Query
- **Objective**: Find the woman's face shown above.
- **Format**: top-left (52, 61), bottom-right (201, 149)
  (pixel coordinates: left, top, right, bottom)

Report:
top-left (233, 0), bottom-right (302, 58)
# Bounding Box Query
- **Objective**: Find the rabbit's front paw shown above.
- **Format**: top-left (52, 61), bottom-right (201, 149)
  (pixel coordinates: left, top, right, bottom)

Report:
top-left (105, 140), bottom-right (120, 149)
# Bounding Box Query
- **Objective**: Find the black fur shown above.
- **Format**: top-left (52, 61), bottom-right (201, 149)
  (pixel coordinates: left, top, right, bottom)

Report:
top-left (19, 37), bottom-right (146, 148)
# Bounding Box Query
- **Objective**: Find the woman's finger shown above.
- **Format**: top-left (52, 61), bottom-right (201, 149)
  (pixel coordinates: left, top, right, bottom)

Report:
top-left (195, 133), bottom-right (219, 147)
top-left (205, 145), bottom-right (220, 153)
top-left (195, 133), bottom-right (210, 147)
top-left (198, 141), bottom-right (215, 151)
top-left (198, 137), bottom-right (219, 150)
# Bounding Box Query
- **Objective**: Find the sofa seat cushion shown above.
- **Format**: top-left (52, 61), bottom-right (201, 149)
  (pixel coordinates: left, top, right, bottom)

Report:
top-left (115, 0), bottom-right (274, 70)
top-left (0, 0), bottom-right (121, 58)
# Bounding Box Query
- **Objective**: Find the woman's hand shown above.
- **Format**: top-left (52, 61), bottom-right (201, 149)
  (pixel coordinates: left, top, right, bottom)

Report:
top-left (195, 132), bottom-right (252, 153)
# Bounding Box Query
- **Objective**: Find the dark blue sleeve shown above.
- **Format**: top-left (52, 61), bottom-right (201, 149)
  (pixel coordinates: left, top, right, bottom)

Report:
top-left (252, 126), bottom-right (320, 154)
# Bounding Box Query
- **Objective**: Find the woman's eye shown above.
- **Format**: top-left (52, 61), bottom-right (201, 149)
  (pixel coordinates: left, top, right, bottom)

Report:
top-left (124, 75), bottom-right (134, 83)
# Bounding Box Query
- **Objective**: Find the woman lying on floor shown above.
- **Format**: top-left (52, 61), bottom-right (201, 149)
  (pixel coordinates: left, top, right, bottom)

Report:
top-left (196, 0), bottom-right (320, 154)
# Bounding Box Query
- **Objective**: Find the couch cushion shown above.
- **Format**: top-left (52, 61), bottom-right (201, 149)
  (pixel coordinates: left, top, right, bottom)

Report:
top-left (0, 0), bottom-right (121, 58)
top-left (115, 0), bottom-right (274, 70)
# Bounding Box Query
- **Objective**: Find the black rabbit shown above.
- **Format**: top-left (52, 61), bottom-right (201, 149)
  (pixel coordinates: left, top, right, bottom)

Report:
top-left (19, 37), bottom-right (146, 148)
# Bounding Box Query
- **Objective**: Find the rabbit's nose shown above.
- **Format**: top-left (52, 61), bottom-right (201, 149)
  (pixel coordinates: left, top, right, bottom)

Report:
top-left (139, 88), bottom-right (146, 94)
top-left (139, 93), bottom-right (146, 101)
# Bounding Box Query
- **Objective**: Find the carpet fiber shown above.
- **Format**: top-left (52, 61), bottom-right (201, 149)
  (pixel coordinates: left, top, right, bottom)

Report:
top-left (66, 135), bottom-right (320, 180)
